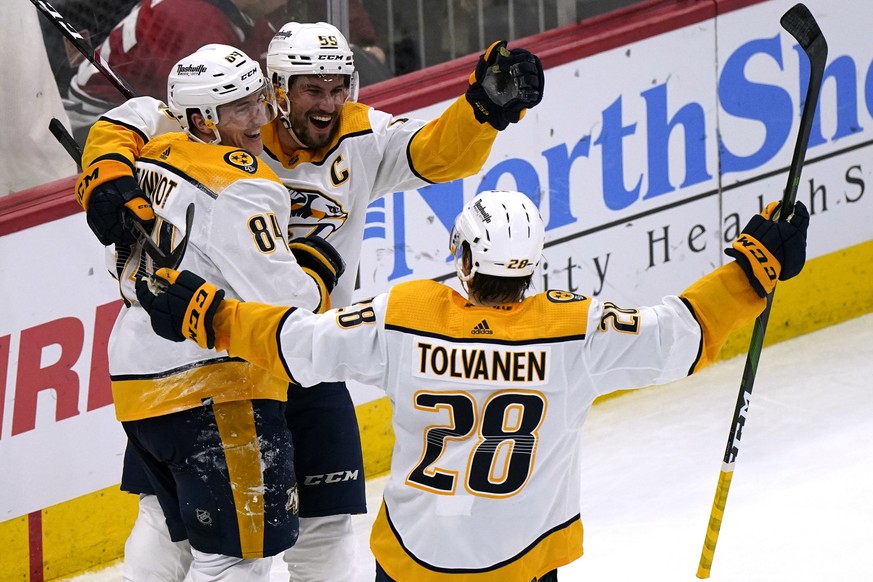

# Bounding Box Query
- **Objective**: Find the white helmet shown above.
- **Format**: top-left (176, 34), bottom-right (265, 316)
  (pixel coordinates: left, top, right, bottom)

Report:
top-left (167, 44), bottom-right (277, 139)
top-left (449, 190), bottom-right (545, 282)
top-left (267, 22), bottom-right (358, 101)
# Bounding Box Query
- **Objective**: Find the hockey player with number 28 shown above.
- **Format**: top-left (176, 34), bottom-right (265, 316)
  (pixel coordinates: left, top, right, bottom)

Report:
top-left (75, 21), bottom-right (545, 582)
top-left (135, 189), bottom-right (809, 581)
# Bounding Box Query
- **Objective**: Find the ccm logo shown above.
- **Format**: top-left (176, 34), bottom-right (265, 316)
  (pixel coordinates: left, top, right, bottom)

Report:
top-left (303, 470), bottom-right (359, 485)
top-left (185, 289), bottom-right (210, 341)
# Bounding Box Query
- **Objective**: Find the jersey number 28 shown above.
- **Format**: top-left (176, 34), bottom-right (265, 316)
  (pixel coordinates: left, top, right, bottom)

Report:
top-left (406, 390), bottom-right (545, 498)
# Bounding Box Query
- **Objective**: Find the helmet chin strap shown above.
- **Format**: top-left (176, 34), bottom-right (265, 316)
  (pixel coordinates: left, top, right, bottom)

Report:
top-left (455, 254), bottom-right (477, 283)
top-left (187, 125), bottom-right (221, 146)
top-left (279, 114), bottom-right (313, 149)
top-left (277, 90), bottom-right (315, 149)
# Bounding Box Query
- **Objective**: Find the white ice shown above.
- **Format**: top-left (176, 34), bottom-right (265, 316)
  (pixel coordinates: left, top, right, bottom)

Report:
top-left (67, 312), bottom-right (873, 581)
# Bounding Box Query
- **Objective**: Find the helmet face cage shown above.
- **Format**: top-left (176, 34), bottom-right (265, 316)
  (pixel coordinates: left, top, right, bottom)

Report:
top-left (167, 44), bottom-right (277, 136)
top-left (449, 190), bottom-right (545, 282)
top-left (267, 22), bottom-right (359, 105)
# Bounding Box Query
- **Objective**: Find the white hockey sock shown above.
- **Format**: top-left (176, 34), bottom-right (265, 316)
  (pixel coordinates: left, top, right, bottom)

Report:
top-left (283, 514), bottom-right (356, 581)
top-left (184, 549), bottom-right (272, 582)
top-left (123, 493), bottom-right (192, 581)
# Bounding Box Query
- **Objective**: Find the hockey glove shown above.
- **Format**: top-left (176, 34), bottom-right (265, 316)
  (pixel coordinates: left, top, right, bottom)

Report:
top-left (288, 236), bottom-right (346, 295)
top-left (77, 159), bottom-right (155, 246)
top-left (466, 40), bottom-right (545, 131)
top-left (135, 268), bottom-right (225, 350)
top-left (725, 200), bottom-right (809, 297)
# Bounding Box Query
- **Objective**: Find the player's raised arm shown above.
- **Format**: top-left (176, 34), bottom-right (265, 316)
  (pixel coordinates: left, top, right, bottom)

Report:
top-left (401, 40), bottom-right (545, 184)
top-left (583, 201), bottom-right (809, 394)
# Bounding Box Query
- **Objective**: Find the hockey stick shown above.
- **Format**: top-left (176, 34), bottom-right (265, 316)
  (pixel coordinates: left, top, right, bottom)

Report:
top-left (34, 0), bottom-right (197, 269)
top-left (695, 4), bottom-right (827, 579)
top-left (30, 0), bottom-right (137, 99)
top-left (47, 116), bottom-right (192, 270)
top-left (48, 117), bottom-right (82, 172)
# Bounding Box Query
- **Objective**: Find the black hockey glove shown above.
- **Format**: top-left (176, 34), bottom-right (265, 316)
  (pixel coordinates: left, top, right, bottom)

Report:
top-left (288, 236), bottom-right (346, 295)
top-left (85, 175), bottom-right (155, 247)
top-left (725, 200), bottom-right (809, 297)
top-left (135, 268), bottom-right (225, 350)
top-left (466, 40), bottom-right (545, 131)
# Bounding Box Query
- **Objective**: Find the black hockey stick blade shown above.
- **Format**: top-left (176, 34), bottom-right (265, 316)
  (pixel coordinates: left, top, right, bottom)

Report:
top-left (778, 3), bottom-right (828, 211)
top-left (139, 203), bottom-right (196, 296)
top-left (160, 203), bottom-right (195, 271)
top-left (30, 0), bottom-right (138, 99)
top-left (127, 203), bottom-right (194, 270)
top-left (780, 4), bottom-right (826, 55)
top-left (48, 118), bottom-right (82, 171)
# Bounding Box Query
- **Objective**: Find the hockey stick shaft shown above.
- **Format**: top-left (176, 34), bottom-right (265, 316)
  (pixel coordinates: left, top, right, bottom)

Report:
top-left (30, 0), bottom-right (138, 99)
top-left (48, 117), bottom-right (82, 171)
top-left (696, 4), bottom-right (827, 578)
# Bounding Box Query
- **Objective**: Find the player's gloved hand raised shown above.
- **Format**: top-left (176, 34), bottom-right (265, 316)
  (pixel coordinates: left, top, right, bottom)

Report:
top-left (725, 201), bottom-right (809, 297)
top-left (135, 268), bottom-right (225, 350)
top-left (466, 40), bottom-right (545, 130)
top-left (76, 160), bottom-right (155, 246)
top-left (288, 235), bottom-right (346, 296)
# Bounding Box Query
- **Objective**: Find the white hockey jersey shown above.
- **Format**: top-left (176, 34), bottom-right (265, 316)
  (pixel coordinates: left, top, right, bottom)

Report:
top-left (108, 131), bottom-right (324, 421)
top-left (204, 261), bottom-right (765, 580)
top-left (80, 94), bottom-right (498, 307)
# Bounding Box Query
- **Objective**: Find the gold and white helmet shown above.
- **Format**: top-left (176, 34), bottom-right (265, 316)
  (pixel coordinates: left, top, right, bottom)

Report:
top-left (267, 22), bottom-right (358, 102)
top-left (449, 190), bottom-right (545, 282)
top-left (167, 44), bottom-right (277, 141)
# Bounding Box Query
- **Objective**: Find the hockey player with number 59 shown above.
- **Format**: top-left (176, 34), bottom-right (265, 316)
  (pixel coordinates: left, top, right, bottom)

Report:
top-left (135, 189), bottom-right (809, 581)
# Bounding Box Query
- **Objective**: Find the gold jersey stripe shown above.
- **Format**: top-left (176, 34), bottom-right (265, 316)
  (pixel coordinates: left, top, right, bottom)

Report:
top-left (370, 502), bottom-right (583, 581)
top-left (111, 359), bottom-right (287, 421)
top-left (213, 400), bottom-right (266, 558)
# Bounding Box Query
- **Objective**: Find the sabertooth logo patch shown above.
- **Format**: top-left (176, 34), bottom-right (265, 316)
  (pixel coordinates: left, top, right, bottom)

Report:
top-left (288, 188), bottom-right (348, 238)
top-left (224, 150), bottom-right (258, 174)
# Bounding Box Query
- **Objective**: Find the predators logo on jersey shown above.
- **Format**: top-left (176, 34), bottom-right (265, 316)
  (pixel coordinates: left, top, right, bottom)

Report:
top-left (546, 290), bottom-right (586, 303)
top-left (287, 188), bottom-right (348, 238)
top-left (224, 150), bottom-right (258, 174)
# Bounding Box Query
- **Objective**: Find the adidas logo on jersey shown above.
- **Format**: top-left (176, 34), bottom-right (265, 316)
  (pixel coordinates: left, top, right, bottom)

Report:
top-left (160, 147), bottom-right (171, 160)
top-left (471, 320), bottom-right (493, 334)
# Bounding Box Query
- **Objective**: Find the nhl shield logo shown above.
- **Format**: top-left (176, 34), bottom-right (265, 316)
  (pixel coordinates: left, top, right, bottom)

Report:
top-left (196, 508), bottom-right (213, 526)
top-left (224, 150), bottom-right (258, 174)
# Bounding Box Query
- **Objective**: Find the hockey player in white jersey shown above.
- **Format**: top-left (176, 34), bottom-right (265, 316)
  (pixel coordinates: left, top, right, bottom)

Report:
top-left (135, 189), bottom-right (809, 581)
top-left (74, 21), bottom-right (544, 582)
top-left (103, 44), bottom-right (347, 581)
